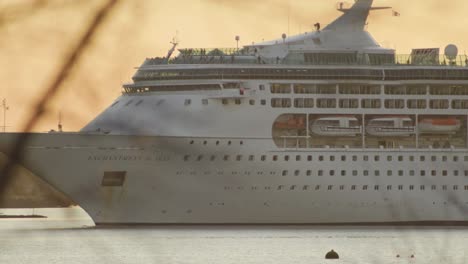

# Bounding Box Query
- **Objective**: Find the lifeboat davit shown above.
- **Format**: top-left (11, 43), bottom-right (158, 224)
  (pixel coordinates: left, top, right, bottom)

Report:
top-left (311, 116), bottom-right (361, 136)
top-left (418, 118), bottom-right (461, 134)
top-left (366, 117), bottom-right (415, 137)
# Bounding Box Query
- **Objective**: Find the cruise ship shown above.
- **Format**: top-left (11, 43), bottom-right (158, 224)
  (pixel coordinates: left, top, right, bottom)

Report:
top-left (2, 0), bottom-right (468, 224)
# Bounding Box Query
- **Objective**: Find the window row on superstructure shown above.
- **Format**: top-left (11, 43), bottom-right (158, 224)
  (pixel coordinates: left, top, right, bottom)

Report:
top-left (183, 153), bottom-right (468, 163)
top-left (223, 184), bottom-right (468, 192)
top-left (270, 83), bottom-right (468, 95)
top-left (270, 98), bottom-right (468, 109)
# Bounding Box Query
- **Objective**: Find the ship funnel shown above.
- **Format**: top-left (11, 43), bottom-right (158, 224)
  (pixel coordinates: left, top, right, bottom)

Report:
top-left (325, 0), bottom-right (374, 31)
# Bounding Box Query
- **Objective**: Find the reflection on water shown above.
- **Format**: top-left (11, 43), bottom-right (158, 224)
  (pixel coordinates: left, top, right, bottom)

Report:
top-left (0, 209), bottom-right (467, 264)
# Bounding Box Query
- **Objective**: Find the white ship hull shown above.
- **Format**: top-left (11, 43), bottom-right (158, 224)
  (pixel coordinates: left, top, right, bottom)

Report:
top-left (1, 133), bottom-right (467, 224)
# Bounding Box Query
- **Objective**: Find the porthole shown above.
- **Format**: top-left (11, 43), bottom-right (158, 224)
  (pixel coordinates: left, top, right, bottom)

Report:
top-left (294, 170), bottom-right (300, 176)
top-left (306, 170), bottom-right (312, 176)
top-left (284, 155), bottom-right (290, 161)
top-left (307, 155), bottom-right (312, 161)
top-left (296, 155), bottom-right (301, 161)
top-left (282, 170), bottom-right (288, 176)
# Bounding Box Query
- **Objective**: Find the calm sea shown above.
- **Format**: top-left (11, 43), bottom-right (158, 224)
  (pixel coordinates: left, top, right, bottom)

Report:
top-left (0, 208), bottom-right (467, 264)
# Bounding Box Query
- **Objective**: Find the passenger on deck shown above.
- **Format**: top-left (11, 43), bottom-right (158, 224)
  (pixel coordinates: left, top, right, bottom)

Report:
top-left (314, 22), bottom-right (321, 31)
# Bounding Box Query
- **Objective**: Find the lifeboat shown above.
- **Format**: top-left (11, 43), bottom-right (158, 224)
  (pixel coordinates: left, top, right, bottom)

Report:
top-left (418, 118), bottom-right (461, 134)
top-left (311, 117), bottom-right (361, 136)
top-left (366, 117), bottom-right (415, 137)
top-left (274, 115), bottom-right (306, 129)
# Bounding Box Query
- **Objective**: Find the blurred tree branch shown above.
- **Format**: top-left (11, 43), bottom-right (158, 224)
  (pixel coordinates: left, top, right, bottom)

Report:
top-left (0, 0), bottom-right (120, 193)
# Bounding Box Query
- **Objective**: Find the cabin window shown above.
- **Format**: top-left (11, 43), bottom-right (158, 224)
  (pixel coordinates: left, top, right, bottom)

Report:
top-left (387, 170), bottom-right (392, 176)
top-left (284, 155), bottom-right (290, 161)
top-left (259, 85), bottom-right (265, 91)
top-left (442, 185), bottom-right (448, 190)
top-left (282, 170), bottom-right (288, 176)
top-left (410, 170), bottom-right (415, 176)
top-left (184, 155), bottom-right (190, 161)
top-left (387, 185), bottom-right (392, 190)
top-left (341, 156), bottom-right (346, 161)
top-left (454, 156), bottom-right (459, 162)
top-left (197, 155), bottom-right (203, 161)
top-left (339, 99), bottom-right (359, 108)
top-left (184, 99), bottom-right (191, 106)
top-left (273, 155), bottom-right (278, 161)
top-left (318, 170), bottom-right (323, 176)
top-left (294, 84), bottom-right (316, 94)
top-left (294, 98), bottom-right (314, 108)
top-left (442, 156), bottom-right (447, 162)
top-left (361, 99), bottom-right (381, 109)
top-left (330, 156), bottom-right (335, 161)
top-left (384, 85), bottom-right (405, 95)
top-left (261, 99), bottom-right (266, 105)
top-left (294, 170), bottom-right (300, 176)
top-left (271, 98), bottom-right (291, 108)
top-left (317, 99), bottom-right (336, 108)
top-left (235, 99), bottom-right (242, 105)
top-left (340, 185), bottom-right (345, 190)
top-left (249, 99), bottom-right (255, 105)
top-left (384, 99), bottom-right (404, 109)
top-left (315, 185), bottom-right (321, 190)
top-left (210, 155), bottom-right (216, 161)
top-left (328, 185), bottom-right (333, 190)
top-left (454, 170), bottom-right (459, 176)
top-left (398, 156), bottom-right (403, 162)
top-left (409, 156), bottom-right (415, 161)
top-left (420, 156), bottom-right (425, 162)
top-left (101, 171), bottom-right (126, 187)
top-left (407, 99), bottom-right (426, 109)
top-left (306, 170), bottom-right (312, 176)
top-left (363, 185), bottom-right (368, 190)
top-left (223, 155), bottom-right (230, 161)
top-left (420, 170), bottom-right (426, 176)
top-left (270, 84), bottom-right (291, 94)
top-left (352, 156), bottom-right (357, 161)
top-left (329, 170), bottom-right (335, 176)
top-left (236, 155), bottom-right (242, 161)
top-left (429, 99), bottom-right (449, 109)
top-left (406, 85), bottom-right (427, 95)
top-left (352, 170), bottom-right (358, 176)
top-left (296, 155), bottom-right (301, 161)
top-left (431, 170), bottom-right (437, 176)
top-left (339, 84), bottom-right (380, 94)
top-left (375, 170), bottom-right (380, 176)
top-left (202, 99), bottom-right (208, 105)
top-left (398, 170), bottom-right (404, 176)
top-left (398, 185), bottom-right (403, 190)
top-left (249, 155), bottom-right (254, 161)
top-left (307, 155), bottom-right (313, 161)
top-left (443, 170), bottom-right (448, 176)
top-left (261, 155), bottom-right (266, 161)
top-left (364, 170), bottom-right (369, 176)
top-left (351, 185), bottom-right (356, 190)
top-left (222, 99), bottom-right (229, 105)
top-left (454, 185), bottom-right (459, 190)
top-left (341, 170), bottom-right (346, 176)
top-left (452, 100), bottom-right (468, 109)
top-left (409, 185), bottom-right (414, 190)
top-left (431, 156), bottom-right (437, 162)
top-left (387, 156), bottom-right (392, 161)
top-left (374, 156), bottom-right (380, 162)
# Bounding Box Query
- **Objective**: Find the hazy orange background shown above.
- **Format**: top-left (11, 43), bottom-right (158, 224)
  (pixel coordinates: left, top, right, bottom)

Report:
top-left (1, 0), bottom-right (468, 132)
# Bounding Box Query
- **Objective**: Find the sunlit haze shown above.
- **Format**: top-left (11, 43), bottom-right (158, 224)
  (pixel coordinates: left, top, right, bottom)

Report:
top-left (1, 0), bottom-right (468, 132)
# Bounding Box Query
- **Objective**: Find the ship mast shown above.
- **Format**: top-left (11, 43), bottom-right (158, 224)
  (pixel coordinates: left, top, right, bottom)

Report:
top-left (2, 98), bottom-right (9, 133)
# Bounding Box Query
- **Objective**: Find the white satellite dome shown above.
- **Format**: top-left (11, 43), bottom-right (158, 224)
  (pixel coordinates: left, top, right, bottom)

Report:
top-left (444, 44), bottom-right (458, 60)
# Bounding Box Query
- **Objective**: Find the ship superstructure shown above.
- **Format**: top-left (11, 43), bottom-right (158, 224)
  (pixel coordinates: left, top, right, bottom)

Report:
top-left (2, 0), bottom-right (468, 224)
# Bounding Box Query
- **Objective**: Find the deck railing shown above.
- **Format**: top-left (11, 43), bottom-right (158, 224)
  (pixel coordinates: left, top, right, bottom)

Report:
top-left (144, 50), bottom-right (468, 67)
